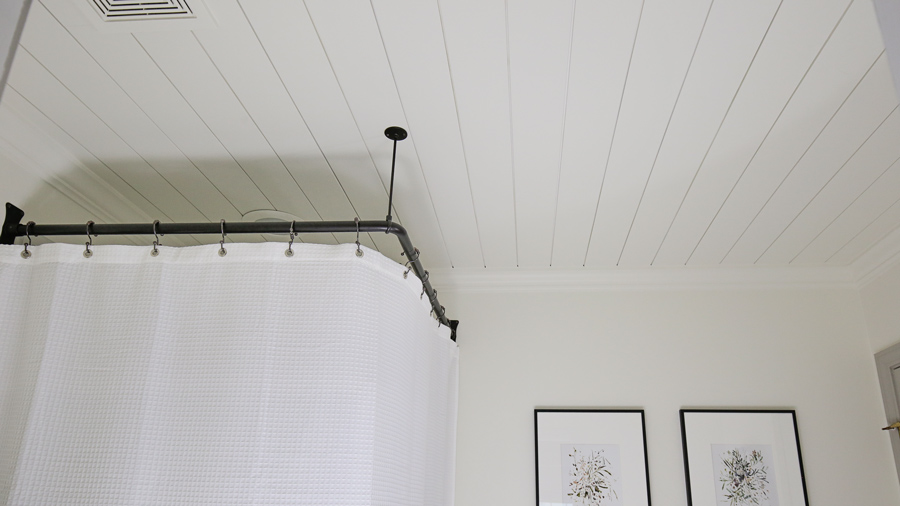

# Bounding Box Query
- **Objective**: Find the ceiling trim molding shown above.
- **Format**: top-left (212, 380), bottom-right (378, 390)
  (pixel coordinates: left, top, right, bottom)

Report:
top-left (853, 225), bottom-right (900, 287)
top-left (429, 265), bottom-right (858, 292)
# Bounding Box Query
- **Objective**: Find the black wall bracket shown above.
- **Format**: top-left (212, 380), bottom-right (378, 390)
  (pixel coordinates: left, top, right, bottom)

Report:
top-left (0, 202), bottom-right (24, 245)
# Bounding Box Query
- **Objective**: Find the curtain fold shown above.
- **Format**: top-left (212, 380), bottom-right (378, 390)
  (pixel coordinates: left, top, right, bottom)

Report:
top-left (0, 242), bottom-right (458, 506)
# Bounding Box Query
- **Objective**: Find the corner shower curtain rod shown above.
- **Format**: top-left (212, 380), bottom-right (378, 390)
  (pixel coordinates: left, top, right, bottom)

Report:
top-left (0, 202), bottom-right (457, 341)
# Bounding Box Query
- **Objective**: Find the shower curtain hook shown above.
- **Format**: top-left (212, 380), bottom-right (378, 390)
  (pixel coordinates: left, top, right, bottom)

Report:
top-left (354, 217), bottom-right (363, 257)
top-left (218, 219), bottom-right (227, 257)
top-left (21, 221), bottom-right (34, 259)
top-left (285, 221), bottom-right (295, 257)
top-left (402, 248), bottom-right (419, 278)
top-left (84, 221), bottom-right (94, 258)
top-left (151, 220), bottom-right (161, 257)
top-left (419, 270), bottom-right (429, 299)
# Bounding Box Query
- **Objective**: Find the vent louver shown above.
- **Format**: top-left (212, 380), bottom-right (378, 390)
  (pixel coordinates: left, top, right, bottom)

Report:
top-left (90, 0), bottom-right (195, 21)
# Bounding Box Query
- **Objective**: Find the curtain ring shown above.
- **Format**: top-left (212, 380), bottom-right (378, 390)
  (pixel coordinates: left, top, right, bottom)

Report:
top-left (285, 220), bottom-right (295, 257)
top-left (21, 221), bottom-right (34, 259)
top-left (83, 221), bottom-right (94, 258)
top-left (218, 219), bottom-right (227, 257)
top-left (420, 270), bottom-right (429, 299)
top-left (151, 220), bottom-right (161, 257)
top-left (402, 248), bottom-right (419, 278)
top-left (354, 217), bottom-right (363, 257)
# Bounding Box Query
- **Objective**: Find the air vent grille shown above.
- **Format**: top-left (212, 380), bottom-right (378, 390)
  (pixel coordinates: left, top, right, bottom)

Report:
top-left (90, 0), bottom-right (195, 21)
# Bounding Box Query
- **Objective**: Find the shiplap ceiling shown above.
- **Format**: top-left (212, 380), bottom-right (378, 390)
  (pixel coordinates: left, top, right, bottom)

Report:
top-left (1, 0), bottom-right (899, 275)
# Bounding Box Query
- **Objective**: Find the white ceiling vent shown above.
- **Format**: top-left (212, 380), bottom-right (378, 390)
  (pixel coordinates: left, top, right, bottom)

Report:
top-left (89, 0), bottom-right (196, 21)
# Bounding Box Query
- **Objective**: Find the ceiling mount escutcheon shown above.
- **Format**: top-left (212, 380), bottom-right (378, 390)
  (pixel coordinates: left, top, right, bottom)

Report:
top-left (384, 126), bottom-right (408, 141)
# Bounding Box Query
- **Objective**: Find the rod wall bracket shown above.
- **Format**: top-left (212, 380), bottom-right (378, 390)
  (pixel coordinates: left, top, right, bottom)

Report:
top-left (1, 203), bottom-right (24, 245)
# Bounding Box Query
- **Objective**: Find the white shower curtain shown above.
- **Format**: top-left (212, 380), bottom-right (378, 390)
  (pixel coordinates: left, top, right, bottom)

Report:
top-left (0, 242), bottom-right (458, 505)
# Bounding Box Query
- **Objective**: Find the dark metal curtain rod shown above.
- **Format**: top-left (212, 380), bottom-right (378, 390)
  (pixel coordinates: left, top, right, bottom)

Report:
top-left (1, 202), bottom-right (457, 341)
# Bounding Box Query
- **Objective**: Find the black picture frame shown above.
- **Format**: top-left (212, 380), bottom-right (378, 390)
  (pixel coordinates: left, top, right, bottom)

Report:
top-left (535, 409), bottom-right (651, 506)
top-left (680, 409), bottom-right (809, 506)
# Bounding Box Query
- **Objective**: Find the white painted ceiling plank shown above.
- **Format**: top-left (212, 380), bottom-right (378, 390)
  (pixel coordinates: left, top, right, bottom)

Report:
top-left (873, 0), bottom-right (900, 101)
top-left (652, 0), bottom-right (857, 266)
top-left (303, 0), bottom-right (452, 268)
top-left (195, 3), bottom-right (384, 248)
top-left (237, 0), bottom-right (409, 253)
top-left (835, 208), bottom-right (900, 267)
top-left (760, 106), bottom-right (900, 263)
top-left (8, 48), bottom-right (207, 226)
top-left (718, 51), bottom-right (893, 265)
top-left (584, 0), bottom-right (713, 267)
top-left (2, 0), bottom-right (898, 273)
top-left (676, 2), bottom-right (884, 264)
top-left (370, 0), bottom-right (485, 268)
top-left (0, 90), bottom-right (170, 226)
top-left (507, 0), bottom-right (575, 267)
top-left (38, 1), bottom-right (272, 218)
top-left (0, 94), bottom-right (207, 248)
top-left (20, 2), bottom-right (237, 226)
top-left (617, 0), bottom-right (782, 267)
top-left (793, 156), bottom-right (900, 263)
top-left (0, 0), bottom-right (29, 104)
top-left (438, 0), bottom-right (516, 268)
top-left (0, 156), bottom-right (141, 247)
top-left (0, 139), bottom-right (145, 245)
top-left (550, 0), bottom-right (641, 267)
top-left (0, 145), bottom-right (72, 228)
top-left (0, 141), bottom-right (190, 248)
top-left (0, 113), bottom-right (147, 239)
top-left (132, 30), bottom-right (333, 245)
top-left (7, 51), bottom-right (202, 245)
top-left (0, 104), bottom-right (246, 254)
top-left (818, 161), bottom-right (900, 264)
top-left (63, 32), bottom-right (272, 227)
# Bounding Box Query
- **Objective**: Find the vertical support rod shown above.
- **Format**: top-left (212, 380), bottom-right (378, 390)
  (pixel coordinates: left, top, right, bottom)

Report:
top-left (383, 126), bottom-right (408, 224)
top-left (387, 138), bottom-right (397, 223)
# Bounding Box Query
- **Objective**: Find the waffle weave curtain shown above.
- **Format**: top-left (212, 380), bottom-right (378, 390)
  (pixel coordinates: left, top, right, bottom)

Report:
top-left (0, 242), bottom-right (458, 505)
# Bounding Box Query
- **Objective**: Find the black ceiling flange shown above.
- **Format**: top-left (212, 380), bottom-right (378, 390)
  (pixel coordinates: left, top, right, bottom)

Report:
top-left (384, 126), bottom-right (408, 141)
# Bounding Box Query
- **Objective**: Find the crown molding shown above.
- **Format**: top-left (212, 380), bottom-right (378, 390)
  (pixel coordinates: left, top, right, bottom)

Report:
top-left (430, 265), bottom-right (858, 292)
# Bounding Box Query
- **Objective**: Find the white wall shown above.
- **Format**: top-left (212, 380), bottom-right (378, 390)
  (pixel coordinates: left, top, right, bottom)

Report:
top-left (442, 286), bottom-right (899, 505)
top-left (861, 260), bottom-right (900, 353)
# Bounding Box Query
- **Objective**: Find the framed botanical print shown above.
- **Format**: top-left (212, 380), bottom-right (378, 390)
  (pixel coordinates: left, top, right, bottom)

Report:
top-left (535, 409), bottom-right (651, 506)
top-left (680, 409), bottom-right (809, 506)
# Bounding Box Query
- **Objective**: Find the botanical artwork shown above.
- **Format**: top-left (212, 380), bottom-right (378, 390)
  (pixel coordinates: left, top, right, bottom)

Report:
top-left (711, 445), bottom-right (779, 506)
top-left (561, 444), bottom-right (622, 506)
